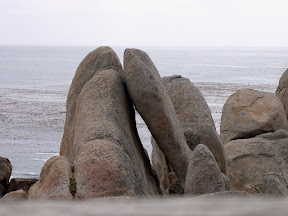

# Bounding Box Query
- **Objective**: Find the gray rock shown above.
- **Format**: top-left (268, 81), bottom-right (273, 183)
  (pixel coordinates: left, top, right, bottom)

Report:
top-left (72, 69), bottom-right (159, 198)
top-left (196, 191), bottom-right (250, 198)
top-left (1, 189), bottom-right (27, 201)
top-left (264, 172), bottom-right (288, 196)
top-left (185, 144), bottom-right (226, 195)
top-left (276, 68), bottom-right (288, 119)
top-left (0, 157), bottom-right (12, 196)
top-left (60, 46), bottom-right (122, 163)
top-left (152, 75), bottom-right (227, 193)
top-left (124, 49), bottom-right (191, 186)
top-left (225, 130), bottom-right (288, 194)
top-left (220, 88), bottom-right (288, 144)
top-left (28, 156), bottom-right (73, 200)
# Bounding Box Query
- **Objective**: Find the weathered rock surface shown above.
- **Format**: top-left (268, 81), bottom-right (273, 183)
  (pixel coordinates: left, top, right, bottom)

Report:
top-left (225, 129), bottom-right (288, 194)
top-left (276, 68), bottom-right (288, 119)
top-left (264, 172), bottom-right (288, 196)
top-left (124, 49), bottom-right (191, 186)
top-left (197, 190), bottom-right (250, 198)
top-left (0, 157), bottom-right (12, 197)
top-left (28, 156), bottom-right (73, 200)
top-left (151, 75), bottom-right (227, 193)
top-left (7, 178), bottom-right (38, 193)
top-left (71, 69), bottom-right (159, 198)
top-left (1, 189), bottom-right (27, 201)
top-left (185, 144), bottom-right (226, 195)
top-left (220, 88), bottom-right (288, 144)
top-left (60, 46), bottom-right (123, 162)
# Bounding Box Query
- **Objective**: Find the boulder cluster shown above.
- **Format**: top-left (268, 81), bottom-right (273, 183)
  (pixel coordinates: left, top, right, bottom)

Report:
top-left (1, 47), bottom-right (288, 200)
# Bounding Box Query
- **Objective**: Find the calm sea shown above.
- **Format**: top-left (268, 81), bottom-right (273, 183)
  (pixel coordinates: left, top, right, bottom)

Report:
top-left (0, 46), bottom-right (287, 178)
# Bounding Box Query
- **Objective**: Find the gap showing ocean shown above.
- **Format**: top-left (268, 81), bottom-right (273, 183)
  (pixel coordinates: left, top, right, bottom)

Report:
top-left (0, 46), bottom-right (287, 179)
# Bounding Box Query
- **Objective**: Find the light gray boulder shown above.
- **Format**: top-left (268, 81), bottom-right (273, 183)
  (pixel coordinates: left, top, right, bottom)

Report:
top-left (220, 88), bottom-right (288, 144)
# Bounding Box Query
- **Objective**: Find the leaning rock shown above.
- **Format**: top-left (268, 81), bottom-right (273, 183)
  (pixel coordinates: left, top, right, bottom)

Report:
top-left (1, 189), bottom-right (27, 201)
top-left (220, 88), bottom-right (288, 144)
top-left (225, 129), bottom-right (288, 194)
top-left (0, 157), bottom-right (12, 196)
top-left (7, 178), bottom-right (38, 193)
top-left (151, 75), bottom-right (227, 193)
top-left (60, 46), bottom-right (122, 162)
top-left (264, 172), bottom-right (288, 197)
top-left (162, 75), bottom-right (226, 174)
top-left (276, 68), bottom-right (288, 119)
top-left (124, 49), bottom-right (191, 186)
top-left (185, 144), bottom-right (226, 195)
top-left (28, 156), bottom-right (73, 200)
top-left (72, 69), bottom-right (159, 198)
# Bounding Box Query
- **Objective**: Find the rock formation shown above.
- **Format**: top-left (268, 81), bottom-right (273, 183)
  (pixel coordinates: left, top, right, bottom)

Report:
top-left (0, 157), bottom-right (12, 197)
top-left (225, 129), bottom-right (288, 194)
top-left (185, 144), bottom-right (227, 195)
top-left (264, 172), bottom-right (288, 196)
top-left (124, 49), bottom-right (192, 187)
top-left (151, 75), bottom-right (227, 194)
top-left (1, 189), bottom-right (27, 201)
top-left (28, 156), bottom-right (73, 200)
top-left (71, 68), bottom-right (158, 198)
top-left (220, 88), bottom-right (288, 144)
top-left (276, 68), bottom-right (288, 119)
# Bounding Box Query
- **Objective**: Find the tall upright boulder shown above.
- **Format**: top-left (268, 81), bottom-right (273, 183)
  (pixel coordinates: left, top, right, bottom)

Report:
top-left (152, 75), bottom-right (227, 193)
top-left (0, 157), bottom-right (12, 197)
top-left (124, 49), bottom-right (191, 186)
top-left (71, 69), bottom-right (159, 198)
top-left (220, 88), bottom-right (288, 144)
top-left (60, 46), bottom-right (123, 162)
top-left (276, 68), bottom-right (288, 119)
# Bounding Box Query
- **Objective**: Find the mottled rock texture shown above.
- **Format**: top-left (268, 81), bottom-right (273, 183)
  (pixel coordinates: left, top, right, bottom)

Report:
top-left (276, 68), bottom-right (288, 119)
top-left (1, 189), bottom-right (27, 201)
top-left (152, 75), bottom-right (227, 193)
top-left (185, 144), bottom-right (226, 195)
top-left (225, 129), bottom-right (288, 194)
top-left (264, 172), bottom-right (288, 196)
top-left (28, 156), bottom-right (73, 200)
top-left (72, 69), bottom-right (158, 198)
top-left (124, 49), bottom-right (191, 186)
top-left (220, 88), bottom-right (288, 144)
top-left (60, 46), bottom-right (122, 162)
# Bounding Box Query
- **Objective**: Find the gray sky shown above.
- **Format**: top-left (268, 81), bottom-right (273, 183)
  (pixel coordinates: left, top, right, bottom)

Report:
top-left (1, 0), bottom-right (288, 47)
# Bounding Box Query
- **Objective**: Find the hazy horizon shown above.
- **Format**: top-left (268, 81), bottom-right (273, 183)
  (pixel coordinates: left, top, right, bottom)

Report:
top-left (1, 0), bottom-right (288, 47)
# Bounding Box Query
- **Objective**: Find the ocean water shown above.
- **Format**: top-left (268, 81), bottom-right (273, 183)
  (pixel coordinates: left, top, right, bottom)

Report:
top-left (0, 46), bottom-right (287, 179)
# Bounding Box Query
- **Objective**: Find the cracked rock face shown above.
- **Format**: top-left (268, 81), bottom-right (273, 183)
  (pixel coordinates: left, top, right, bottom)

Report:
top-left (225, 129), bottom-right (288, 194)
top-left (220, 88), bottom-right (288, 144)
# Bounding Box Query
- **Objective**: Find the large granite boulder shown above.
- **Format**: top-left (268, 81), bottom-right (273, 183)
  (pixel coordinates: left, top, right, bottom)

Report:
top-left (124, 49), bottom-right (191, 187)
top-left (185, 144), bottom-right (226, 195)
top-left (220, 88), bottom-right (288, 144)
top-left (276, 68), bottom-right (288, 119)
top-left (1, 189), bottom-right (27, 201)
top-left (60, 46), bottom-right (123, 162)
top-left (151, 75), bottom-right (227, 193)
top-left (28, 156), bottom-right (73, 200)
top-left (0, 157), bottom-right (12, 197)
top-left (71, 69), bottom-right (159, 198)
top-left (225, 129), bottom-right (288, 194)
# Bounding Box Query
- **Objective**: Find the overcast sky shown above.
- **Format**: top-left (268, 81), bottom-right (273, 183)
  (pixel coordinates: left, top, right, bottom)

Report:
top-left (1, 0), bottom-right (288, 47)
